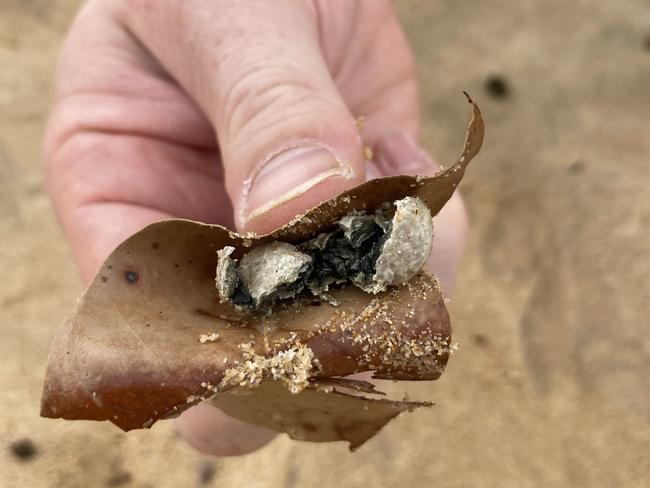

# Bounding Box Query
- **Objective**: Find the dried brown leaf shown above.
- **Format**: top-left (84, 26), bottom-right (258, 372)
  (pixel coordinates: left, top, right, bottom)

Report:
top-left (210, 382), bottom-right (431, 451)
top-left (40, 95), bottom-right (484, 447)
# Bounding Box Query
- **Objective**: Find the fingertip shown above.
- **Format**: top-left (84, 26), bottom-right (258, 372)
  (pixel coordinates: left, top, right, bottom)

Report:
top-left (242, 166), bottom-right (365, 234)
top-left (373, 131), bottom-right (440, 176)
top-left (174, 403), bottom-right (276, 457)
top-left (427, 190), bottom-right (469, 296)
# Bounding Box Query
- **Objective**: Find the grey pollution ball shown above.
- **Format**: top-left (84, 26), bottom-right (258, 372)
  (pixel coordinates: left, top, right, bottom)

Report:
top-left (215, 196), bottom-right (434, 312)
top-left (363, 196), bottom-right (433, 293)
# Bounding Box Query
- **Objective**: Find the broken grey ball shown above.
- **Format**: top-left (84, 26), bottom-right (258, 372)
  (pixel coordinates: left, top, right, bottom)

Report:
top-left (215, 197), bottom-right (433, 311)
top-left (216, 243), bottom-right (312, 309)
top-left (365, 196), bottom-right (434, 293)
top-left (238, 242), bottom-right (312, 307)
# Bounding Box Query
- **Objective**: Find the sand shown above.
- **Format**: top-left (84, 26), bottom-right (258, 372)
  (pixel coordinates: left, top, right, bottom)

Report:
top-left (1, 0), bottom-right (648, 486)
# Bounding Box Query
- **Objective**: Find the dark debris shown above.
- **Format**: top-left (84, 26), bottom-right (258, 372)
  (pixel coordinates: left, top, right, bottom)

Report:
top-left (198, 460), bottom-right (216, 485)
top-left (473, 334), bottom-right (489, 348)
top-left (106, 470), bottom-right (132, 487)
top-left (9, 438), bottom-right (38, 461)
top-left (568, 160), bottom-right (587, 175)
top-left (226, 208), bottom-right (392, 311)
top-left (484, 75), bottom-right (510, 99)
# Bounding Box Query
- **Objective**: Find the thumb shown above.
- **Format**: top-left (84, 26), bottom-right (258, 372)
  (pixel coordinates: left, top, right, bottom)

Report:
top-left (120, 0), bottom-right (366, 233)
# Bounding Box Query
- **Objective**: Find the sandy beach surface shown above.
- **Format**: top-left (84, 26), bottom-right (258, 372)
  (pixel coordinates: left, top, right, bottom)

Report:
top-left (1, 1), bottom-right (648, 486)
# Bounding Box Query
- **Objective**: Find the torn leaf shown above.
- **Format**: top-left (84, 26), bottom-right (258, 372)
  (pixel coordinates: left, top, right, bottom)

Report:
top-left (40, 95), bottom-right (484, 449)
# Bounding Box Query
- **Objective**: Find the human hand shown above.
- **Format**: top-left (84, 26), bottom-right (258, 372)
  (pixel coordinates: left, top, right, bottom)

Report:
top-left (44, 0), bottom-right (467, 456)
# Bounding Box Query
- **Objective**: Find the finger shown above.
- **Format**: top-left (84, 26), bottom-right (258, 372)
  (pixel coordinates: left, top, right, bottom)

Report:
top-left (326, 1), bottom-right (421, 144)
top-left (174, 402), bottom-right (276, 457)
top-left (45, 131), bottom-right (230, 283)
top-left (117, 0), bottom-right (367, 233)
top-left (45, 2), bottom-right (233, 282)
top-left (370, 132), bottom-right (469, 295)
top-left (45, 2), bottom-right (276, 455)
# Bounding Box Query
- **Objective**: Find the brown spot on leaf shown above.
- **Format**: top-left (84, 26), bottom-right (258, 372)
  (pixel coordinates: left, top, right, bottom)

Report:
top-left (124, 271), bottom-right (139, 284)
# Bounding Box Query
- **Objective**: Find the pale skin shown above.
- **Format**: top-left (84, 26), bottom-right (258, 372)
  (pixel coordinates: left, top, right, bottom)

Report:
top-left (44, 0), bottom-right (468, 456)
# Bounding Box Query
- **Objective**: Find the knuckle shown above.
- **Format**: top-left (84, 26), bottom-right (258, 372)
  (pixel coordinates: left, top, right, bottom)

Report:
top-left (220, 64), bottom-right (326, 141)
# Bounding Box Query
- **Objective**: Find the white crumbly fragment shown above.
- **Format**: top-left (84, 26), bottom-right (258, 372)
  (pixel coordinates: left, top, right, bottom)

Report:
top-left (199, 332), bottom-right (220, 343)
top-left (220, 341), bottom-right (316, 394)
top-left (215, 246), bottom-right (237, 302)
top-left (367, 197), bottom-right (433, 293)
top-left (338, 211), bottom-right (368, 241)
top-left (238, 242), bottom-right (312, 306)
